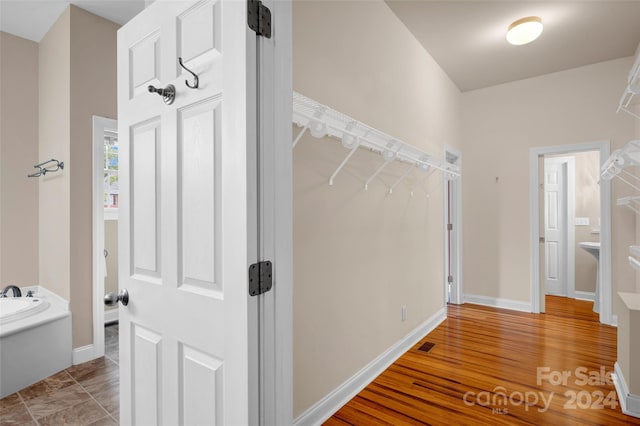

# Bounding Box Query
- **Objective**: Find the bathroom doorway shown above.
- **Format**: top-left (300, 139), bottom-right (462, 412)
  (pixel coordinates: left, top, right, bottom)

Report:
top-left (92, 116), bottom-right (119, 359)
top-left (444, 146), bottom-right (462, 305)
top-left (103, 126), bottom-right (119, 326)
top-left (529, 141), bottom-right (613, 325)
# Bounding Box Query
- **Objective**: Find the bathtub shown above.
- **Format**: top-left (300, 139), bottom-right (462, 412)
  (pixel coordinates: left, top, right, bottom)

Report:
top-left (0, 287), bottom-right (72, 398)
top-left (0, 297), bottom-right (50, 325)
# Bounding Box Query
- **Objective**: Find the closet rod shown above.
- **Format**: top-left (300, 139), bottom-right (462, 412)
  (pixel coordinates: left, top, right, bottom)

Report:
top-left (616, 53), bottom-right (640, 120)
top-left (617, 195), bottom-right (640, 214)
top-left (600, 140), bottom-right (640, 181)
top-left (292, 91), bottom-right (460, 191)
top-left (293, 109), bottom-right (459, 178)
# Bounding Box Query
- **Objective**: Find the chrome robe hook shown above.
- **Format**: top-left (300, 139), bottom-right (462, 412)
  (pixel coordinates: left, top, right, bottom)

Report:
top-left (148, 84), bottom-right (176, 105)
top-left (178, 57), bottom-right (199, 89)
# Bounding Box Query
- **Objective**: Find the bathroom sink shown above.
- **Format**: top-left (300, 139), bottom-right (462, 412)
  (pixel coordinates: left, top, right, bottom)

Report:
top-left (578, 241), bottom-right (600, 313)
top-left (578, 241), bottom-right (600, 259)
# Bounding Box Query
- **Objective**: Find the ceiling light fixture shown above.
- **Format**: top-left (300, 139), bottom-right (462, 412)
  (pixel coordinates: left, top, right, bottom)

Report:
top-left (506, 16), bottom-right (543, 46)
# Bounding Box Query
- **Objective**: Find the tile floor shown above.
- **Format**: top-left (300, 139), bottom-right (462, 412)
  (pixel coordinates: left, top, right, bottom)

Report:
top-left (0, 323), bottom-right (120, 426)
top-left (104, 324), bottom-right (118, 366)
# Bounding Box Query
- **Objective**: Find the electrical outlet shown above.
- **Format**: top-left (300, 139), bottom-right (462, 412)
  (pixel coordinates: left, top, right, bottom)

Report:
top-left (402, 305), bottom-right (406, 322)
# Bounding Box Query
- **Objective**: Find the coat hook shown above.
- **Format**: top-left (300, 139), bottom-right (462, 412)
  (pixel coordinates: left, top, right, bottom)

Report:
top-left (178, 57), bottom-right (199, 89)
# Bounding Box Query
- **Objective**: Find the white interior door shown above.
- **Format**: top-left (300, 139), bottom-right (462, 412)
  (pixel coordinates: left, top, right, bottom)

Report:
top-left (544, 158), bottom-right (567, 296)
top-left (117, 1), bottom-right (257, 424)
top-left (443, 147), bottom-right (462, 305)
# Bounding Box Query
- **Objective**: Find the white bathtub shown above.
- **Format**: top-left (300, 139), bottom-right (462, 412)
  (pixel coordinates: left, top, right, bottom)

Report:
top-left (0, 297), bottom-right (50, 325)
top-left (0, 287), bottom-right (72, 398)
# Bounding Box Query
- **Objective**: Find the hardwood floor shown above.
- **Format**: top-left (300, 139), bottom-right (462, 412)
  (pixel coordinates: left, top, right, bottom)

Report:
top-left (327, 296), bottom-right (640, 425)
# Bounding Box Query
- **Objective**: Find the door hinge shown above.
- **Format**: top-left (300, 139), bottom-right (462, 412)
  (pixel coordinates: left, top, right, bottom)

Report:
top-left (448, 275), bottom-right (454, 284)
top-left (248, 0), bottom-right (272, 38)
top-left (447, 223), bottom-right (453, 231)
top-left (249, 261), bottom-right (273, 296)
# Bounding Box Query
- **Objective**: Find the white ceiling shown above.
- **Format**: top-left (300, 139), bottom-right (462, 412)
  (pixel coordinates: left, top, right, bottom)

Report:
top-left (2, 1), bottom-right (639, 92)
top-left (0, 0), bottom-right (144, 42)
top-left (386, 1), bottom-right (640, 92)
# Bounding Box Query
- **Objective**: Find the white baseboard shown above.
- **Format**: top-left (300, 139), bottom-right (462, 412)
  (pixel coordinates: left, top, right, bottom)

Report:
top-left (104, 309), bottom-right (119, 324)
top-left (293, 308), bottom-right (447, 426)
top-left (72, 344), bottom-right (98, 365)
top-left (574, 291), bottom-right (595, 301)
top-left (463, 294), bottom-right (531, 313)
top-left (613, 362), bottom-right (640, 418)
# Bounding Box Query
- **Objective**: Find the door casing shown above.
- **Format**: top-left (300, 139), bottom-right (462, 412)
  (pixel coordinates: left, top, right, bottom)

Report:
top-left (444, 145), bottom-right (462, 305)
top-left (90, 115), bottom-right (117, 364)
top-left (529, 141), bottom-right (612, 325)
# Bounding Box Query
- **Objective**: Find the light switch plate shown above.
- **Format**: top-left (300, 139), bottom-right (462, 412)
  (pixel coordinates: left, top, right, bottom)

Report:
top-left (575, 217), bottom-right (590, 226)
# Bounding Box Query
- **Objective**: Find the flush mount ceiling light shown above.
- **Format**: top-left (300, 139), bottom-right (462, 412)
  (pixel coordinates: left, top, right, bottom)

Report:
top-left (506, 16), bottom-right (543, 46)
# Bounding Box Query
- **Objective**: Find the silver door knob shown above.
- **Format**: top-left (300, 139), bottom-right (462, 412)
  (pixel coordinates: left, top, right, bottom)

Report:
top-left (104, 289), bottom-right (129, 307)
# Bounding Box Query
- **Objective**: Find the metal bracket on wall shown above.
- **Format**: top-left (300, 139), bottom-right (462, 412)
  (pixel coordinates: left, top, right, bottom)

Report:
top-left (249, 261), bottom-right (273, 296)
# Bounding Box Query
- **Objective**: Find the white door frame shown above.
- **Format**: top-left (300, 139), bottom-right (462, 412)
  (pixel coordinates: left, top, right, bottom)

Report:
top-left (91, 115), bottom-right (117, 362)
top-left (444, 145), bottom-right (462, 305)
top-left (543, 156), bottom-right (575, 298)
top-left (257, 0), bottom-right (293, 423)
top-left (529, 141), bottom-right (612, 325)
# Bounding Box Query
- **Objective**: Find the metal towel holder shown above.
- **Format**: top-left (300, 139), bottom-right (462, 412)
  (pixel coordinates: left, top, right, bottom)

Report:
top-left (28, 159), bottom-right (64, 178)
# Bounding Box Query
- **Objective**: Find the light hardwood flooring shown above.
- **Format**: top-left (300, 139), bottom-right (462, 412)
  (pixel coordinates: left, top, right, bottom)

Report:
top-left (326, 296), bottom-right (640, 425)
top-left (3, 298), bottom-right (639, 425)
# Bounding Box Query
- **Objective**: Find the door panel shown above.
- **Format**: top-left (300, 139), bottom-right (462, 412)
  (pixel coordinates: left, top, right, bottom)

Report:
top-left (177, 1), bottom-right (219, 62)
top-left (129, 32), bottom-right (161, 98)
top-left (178, 99), bottom-right (220, 290)
top-left (132, 325), bottom-right (162, 425)
top-left (180, 344), bottom-right (222, 425)
top-left (544, 159), bottom-right (566, 295)
top-left (131, 120), bottom-right (161, 277)
top-left (546, 191), bottom-right (558, 230)
top-left (547, 242), bottom-right (558, 279)
top-left (118, 1), bottom-right (255, 424)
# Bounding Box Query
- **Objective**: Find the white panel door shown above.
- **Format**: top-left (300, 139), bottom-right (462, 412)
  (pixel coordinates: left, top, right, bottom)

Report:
top-left (117, 1), bottom-right (256, 424)
top-left (544, 159), bottom-right (566, 296)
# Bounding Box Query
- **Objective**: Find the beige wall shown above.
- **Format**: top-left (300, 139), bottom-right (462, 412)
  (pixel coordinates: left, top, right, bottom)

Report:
top-left (462, 58), bottom-right (636, 308)
top-left (573, 151), bottom-right (600, 293)
top-left (635, 99), bottom-right (640, 293)
top-left (38, 6), bottom-right (118, 347)
top-left (69, 5), bottom-right (118, 347)
top-left (0, 32), bottom-right (39, 287)
top-left (636, 105), bottom-right (640, 294)
top-left (293, 0), bottom-right (460, 417)
top-left (39, 8), bottom-right (71, 302)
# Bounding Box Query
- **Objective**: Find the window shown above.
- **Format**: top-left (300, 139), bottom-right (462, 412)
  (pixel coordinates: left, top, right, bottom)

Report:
top-left (104, 131), bottom-right (119, 217)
